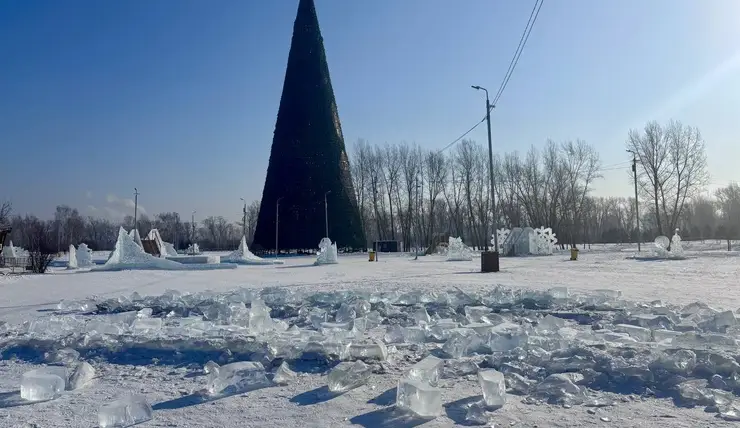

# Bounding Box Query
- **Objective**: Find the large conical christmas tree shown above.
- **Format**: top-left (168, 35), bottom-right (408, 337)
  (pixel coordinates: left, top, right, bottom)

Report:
top-left (252, 0), bottom-right (366, 251)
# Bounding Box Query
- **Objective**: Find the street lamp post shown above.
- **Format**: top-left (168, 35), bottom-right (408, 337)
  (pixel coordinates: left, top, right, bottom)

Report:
top-left (472, 85), bottom-right (500, 272)
top-left (191, 210), bottom-right (196, 254)
top-left (324, 191), bottom-right (331, 238)
top-left (626, 149), bottom-right (641, 252)
top-left (240, 198), bottom-right (247, 239)
top-left (134, 188), bottom-right (140, 234)
top-left (276, 197), bottom-right (283, 257)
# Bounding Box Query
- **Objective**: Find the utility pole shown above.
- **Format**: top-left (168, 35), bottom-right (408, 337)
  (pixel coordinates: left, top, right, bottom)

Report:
top-left (276, 197), bottom-right (283, 257)
top-left (324, 191), bottom-right (331, 238)
top-left (240, 198), bottom-right (247, 239)
top-left (191, 210), bottom-right (196, 254)
top-left (134, 188), bottom-right (140, 234)
top-left (627, 149), bottom-right (641, 252)
top-left (472, 85), bottom-right (499, 271)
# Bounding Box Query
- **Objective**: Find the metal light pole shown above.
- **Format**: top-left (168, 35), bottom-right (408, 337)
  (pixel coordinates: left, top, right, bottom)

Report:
top-left (324, 191), bottom-right (331, 238)
top-left (414, 175), bottom-right (421, 260)
top-left (627, 149), bottom-right (641, 252)
top-left (472, 85), bottom-right (499, 272)
top-left (191, 210), bottom-right (196, 254)
top-left (134, 188), bottom-right (140, 233)
top-left (276, 197), bottom-right (283, 257)
top-left (240, 198), bottom-right (247, 239)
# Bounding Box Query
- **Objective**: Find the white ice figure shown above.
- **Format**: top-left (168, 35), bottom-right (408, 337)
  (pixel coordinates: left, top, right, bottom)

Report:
top-left (96, 227), bottom-right (184, 271)
top-left (2, 240), bottom-right (17, 258)
top-left (186, 243), bottom-right (200, 255)
top-left (67, 244), bottom-right (78, 269)
top-left (77, 243), bottom-right (94, 268)
top-left (533, 227), bottom-right (558, 255)
top-left (671, 229), bottom-right (684, 256)
top-left (446, 237), bottom-right (473, 261)
top-left (222, 236), bottom-right (284, 265)
top-left (314, 238), bottom-right (338, 265)
top-left (492, 228), bottom-right (511, 252)
top-left (128, 229), bottom-right (144, 249)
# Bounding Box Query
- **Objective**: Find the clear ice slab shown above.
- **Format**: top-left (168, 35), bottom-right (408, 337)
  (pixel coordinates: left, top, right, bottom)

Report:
top-left (396, 377), bottom-right (442, 418)
top-left (70, 361), bottom-right (95, 390)
top-left (406, 355), bottom-right (443, 387)
top-left (273, 362), bottom-right (297, 385)
top-left (98, 394), bottom-right (153, 427)
top-left (206, 361), bottom-right (271, 396)
top-left (20, 369), bottom-right (65, 402)
top-left (478, 369), bottom-right (506, 408)
top-left (327, 361), bottom-right (371, 393)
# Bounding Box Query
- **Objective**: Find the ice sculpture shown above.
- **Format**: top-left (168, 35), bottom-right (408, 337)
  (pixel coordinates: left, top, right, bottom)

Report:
top-left (671, 229), bottom-right (684, 256)
top-left (77, 243), bottom-right (94, 268)
top-left (653, 231), bottom-right (685, 259)
top-left (129, 229), bottom-right (144, 249)
top-left (96, 228), bottom-right (184, 271)
top-left (514, 227), bottom-right (536, 255)
top-left (2, 240), bottom-right (17, 258)
top-left (145, 229), bottom-right (178, 257)
top-left (314, 238), bottom-right (338, 265)
top-left (186, 243), bottom-right (200, 255)
top-left (493, 228), bottom-right (511, 252)
top-left (67, 245), bottom-right (78, 269)
top-left (446, 237), bottom-right (473, 261)
top-left (533, 227), bottom-right (558, 255)
top-left (222, 236), bottom-right (283, 265)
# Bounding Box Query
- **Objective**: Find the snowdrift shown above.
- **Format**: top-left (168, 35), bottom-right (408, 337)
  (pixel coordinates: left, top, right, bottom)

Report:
top-left (221, 236), bottom-right (283, 265)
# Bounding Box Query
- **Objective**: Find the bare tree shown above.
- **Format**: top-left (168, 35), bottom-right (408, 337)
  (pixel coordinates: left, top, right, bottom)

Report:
top-left (0, 201), bottom-right (11, 228)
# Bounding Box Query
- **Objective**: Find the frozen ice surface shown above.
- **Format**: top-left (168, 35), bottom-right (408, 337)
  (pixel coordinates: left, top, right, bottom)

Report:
top-left (20, 369), bottom-right (65, 402)
top-left (207, 361), bottom-right (270, 396)
top-left (69, 361), bottom-right (95, 390)
top-left (478, 369), bottom-right (506, 408)
top-left (446, 236), bottom-right (473, 261)
top-left (314, 238), bottom-right (338, 265)
top-left (98, 394), bottom-right (153, 428)
top-left (327, 361), bottom-right (371, 393)
top-left (406, 355), bottom-right (443, 387)
top-left (272, 362), bottom-right (297, 385)
top-left (396, 377), bottom-right (442, 418)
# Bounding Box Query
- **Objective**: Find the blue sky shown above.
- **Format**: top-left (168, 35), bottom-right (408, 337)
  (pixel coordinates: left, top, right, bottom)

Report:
top-left (2, 0), bottom-right (739, 222)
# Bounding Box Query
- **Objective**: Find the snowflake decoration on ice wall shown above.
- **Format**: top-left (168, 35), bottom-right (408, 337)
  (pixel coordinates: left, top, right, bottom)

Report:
top-left (534, 227), bottom-right (558, 255)
top-left (492, 228), bottom-right (511, 251)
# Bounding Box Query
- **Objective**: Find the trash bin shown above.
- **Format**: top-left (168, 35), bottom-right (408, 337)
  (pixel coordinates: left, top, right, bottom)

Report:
top-left (570, 248), bottom-right (579, 261)
top-left (481, 251), bottom-right (500, 272)
top-left (369, 251), bottom-right (376, 262)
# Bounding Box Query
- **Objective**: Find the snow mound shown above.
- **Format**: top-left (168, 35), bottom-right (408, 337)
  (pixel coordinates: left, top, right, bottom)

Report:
top-left (145, 229), bottom-right (178, 257)
top-left (129, 229), bottom-right (144, 249)
top-left (76, 243), bottom-right (94, 268)
top-left (446, 237), bottom-right (473, 261)
top-left (314, 238), bottom-right (338, 265)
top-left (67, 245), bottom-right (78, 269)
top-left (222, 236), bottom-right (283, 265)
top-left (95, 228), bottom-right (186, 272)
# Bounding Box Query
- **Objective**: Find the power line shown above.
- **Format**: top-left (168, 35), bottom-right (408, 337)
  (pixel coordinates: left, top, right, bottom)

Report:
top-left (436, 107), bottom-right (492, 154)
top-left (492, 0), bottom-right (544, 107)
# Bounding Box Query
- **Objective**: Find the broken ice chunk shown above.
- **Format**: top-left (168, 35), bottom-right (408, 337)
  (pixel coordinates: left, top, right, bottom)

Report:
top-left (131, 317), bottom-right (162, 334)
top-left (206, 361), bottom-right (271, 396)
top-left (406, 355), bottom-right (443, 387)
top-left (44, 348), bottom-right (80, 366)
top-left (614, 324), bottom-right (652, 342)
top-left (335, 303), bottom-right (357, 323)
top-left (327, 361), bottom-right (371, 393)
top-left (548, 287), bottom-right (569, 300)
top-left (478, 369), bottom-right (506, 408)
top-left (465, 400), bottom-right (489, 425)
top-left (273, 362), bottom-right (297, 385)
top-left (98, 394), bottom-right (153, 428)
top-left (69, 362), bottom-right (95, 390)
top-left (396, 377), bottom-right (442, 418)
top-left (534, 373), bottom-right (586, 404)
top-left (464, 306), bottom-right (493, 323)
top-left (20, 369), bottom-right (65, 402)
top-left (204, 360), bottom-right (220, 375)
top-left (249, 298), bottom-right (273, 333)
top-left (349, 341), bottom-right (388, 360)
top-left (413, 307), bottom-right (431, 324)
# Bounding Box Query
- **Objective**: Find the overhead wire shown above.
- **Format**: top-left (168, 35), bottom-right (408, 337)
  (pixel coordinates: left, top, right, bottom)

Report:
top-left (436, 0), bottom-right (544, 154)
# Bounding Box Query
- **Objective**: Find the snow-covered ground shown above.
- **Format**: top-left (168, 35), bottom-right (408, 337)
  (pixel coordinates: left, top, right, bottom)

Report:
top-left (1, 243), bottom-right (739, 427)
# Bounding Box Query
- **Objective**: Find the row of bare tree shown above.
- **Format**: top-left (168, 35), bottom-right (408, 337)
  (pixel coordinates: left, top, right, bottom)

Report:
top-left (1, 120), bottom-right (737, 253)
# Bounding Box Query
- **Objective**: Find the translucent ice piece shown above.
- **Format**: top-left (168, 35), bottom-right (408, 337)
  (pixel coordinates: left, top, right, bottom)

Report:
top-left (273, 362), bottom-right (297, 385)
top-left (44, 348), bottom-right (80, 365)
top-left (464, 306), bottom-right (493, 323)
top-left (349, 341), bottom-right (388, 360)
top-left (335, 303), bottom-right (357, 323)
top-left (406, 355), bottom-right (443, 387)
top-left (614, 324), bottom-right (652, 342)
top-left (204, 360), bottom-right (220, 375)
top-left (98, 394), bottom-right (153, 427)
top-left (414, 307), bottom-right (431, 324)
top-left (131, 317), bottom-right (162, 334)
top-left (465, 400), bottom-right (489, 425)
top-left (70, 362), bottom-right (95, 390)
top-left (396, 377), bottom-right (442, 418)
top-left (478, 369), bottom-right (506, 408)
top-left (327, 361), bottom-right (371, 393)
top-left (20, 370), bottom-right (65, 402)
top-left (206, 361), bottom-right (271, 396)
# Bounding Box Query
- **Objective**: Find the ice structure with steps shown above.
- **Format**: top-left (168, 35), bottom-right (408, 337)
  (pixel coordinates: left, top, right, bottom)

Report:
top-left (446, 236), bottom-right (473, 262)
top-left (222, 236), bottom-right (283, 265)
top-left (314, 237), bottom-right (338, 265)
top-left (145, 229), bottom-right (178, 257)
top-left (95, 228), bottom-right (185, 271)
